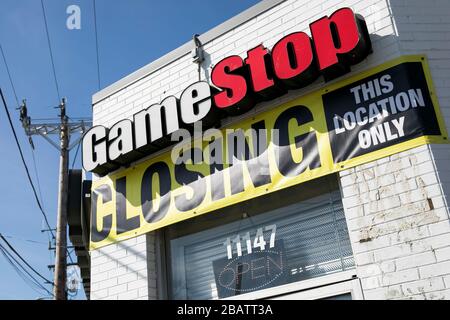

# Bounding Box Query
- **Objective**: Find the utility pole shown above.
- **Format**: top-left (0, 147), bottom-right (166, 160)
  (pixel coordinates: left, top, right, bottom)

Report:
top-left (54, 98), bottom-right (68, 299)
top-left (19, 98), bottom-right (92, 300)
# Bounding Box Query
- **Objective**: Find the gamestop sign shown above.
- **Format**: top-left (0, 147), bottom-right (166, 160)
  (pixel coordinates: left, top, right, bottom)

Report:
top-left (88, 55), bottom-right (448, 249)
top-left (83, 8), bottom-right (372, 175)
top-left (83, 8), bottom-right (450, 250)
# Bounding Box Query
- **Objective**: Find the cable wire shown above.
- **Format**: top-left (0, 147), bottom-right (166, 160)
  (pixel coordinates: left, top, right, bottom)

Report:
top-left (0, 38), bottom-right (80, 297)
top-left (1, 40), bottom-right (47, 223)
top-left (0, 42), bottom-right (60, 295)
top-left (0, 233), bottom-right (47, 246)
top-left (0, 234), bottom-right (54, 285)
top-left (40, 0), bottom-right (61, 102)
top-left (0, 88), bottom-right (55, 239)
top-left (35, 117), bottom-right (91, 122)
top-left (0, 247), bottom-right (52, 296)
top-left (0, 244), bottom-right (50, 296)
top-left (93, 0), bottom-right (101, 90)
top-left (31, 148), bottom-right (45, 210)
top-left (0, 242), bottom-right (53, 296)
top-left (0, 43), bottom-right (19, 107)
top-left (71, 140), bottom-right (81, 169)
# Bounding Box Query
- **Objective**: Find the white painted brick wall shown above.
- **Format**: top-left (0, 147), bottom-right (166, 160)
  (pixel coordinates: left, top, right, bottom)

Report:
top-left (339, 0), bottom-right (450, 300)
top-left (90, 0), bottom-right (450, 300)
top-left (90, 234), bottom-right (156, 300)
top-left (341, 147), bottom-right (450, 299)
top-left (390, 0), bottom-right (450, 212)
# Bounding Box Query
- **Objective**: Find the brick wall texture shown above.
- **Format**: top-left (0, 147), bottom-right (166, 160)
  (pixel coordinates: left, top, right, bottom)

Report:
top-left (90, 0), bottom-right (450, 300)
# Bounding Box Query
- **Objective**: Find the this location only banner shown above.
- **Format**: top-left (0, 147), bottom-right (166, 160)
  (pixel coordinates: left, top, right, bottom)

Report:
top-left (90, 55), bottom-right (448, 250)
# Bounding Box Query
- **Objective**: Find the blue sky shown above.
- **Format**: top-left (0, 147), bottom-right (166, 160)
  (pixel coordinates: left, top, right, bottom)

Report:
top-left (0, 0), bottom-right (260, 300)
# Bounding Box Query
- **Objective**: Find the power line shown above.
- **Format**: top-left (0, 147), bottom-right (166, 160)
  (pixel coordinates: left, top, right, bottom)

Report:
top-left (93, 0), bottom-right (101, 90)
top-left (0, 88), bottom-right (55, 239)
top-left (0, 246), bottom-right (53, 296)
top-left (1, 40), bottom-right (49, 232)
top-left (0, 234), bottom-right (54, 285)
top-left (0, 241), bottom-right (53, 296)
top-left (0, 233), bottom-right (47, 245)
top-left (0, 244), bottom-right (50, 296)
top-left (1, 16), bottom-right (81, 298)
top-left (0, 43), bottom-right (19, 107)
top-left (0, 42), bottom-right (61, 294)
top-left (40, 0), bottom-right (61, 102)
top-left (71, 140), bottom-right (81, 169)
top-left (35, 117), bottom-right (91, 122)
top-left (27, 122), bottom-right (78, 272)
top-left (31, 148), bottom-right (45, 210)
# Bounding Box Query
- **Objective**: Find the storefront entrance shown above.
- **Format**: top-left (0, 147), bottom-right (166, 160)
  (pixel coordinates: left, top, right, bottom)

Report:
top-left (164, 174), bottom-right (360, 300)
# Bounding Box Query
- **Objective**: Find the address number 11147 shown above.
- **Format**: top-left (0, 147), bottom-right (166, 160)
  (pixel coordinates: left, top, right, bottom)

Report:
top-left (223, 224), bottom-right (277, 260)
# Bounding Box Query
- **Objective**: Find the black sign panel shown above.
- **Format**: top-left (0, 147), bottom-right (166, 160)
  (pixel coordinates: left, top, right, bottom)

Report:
top-left (212, 241), bottom-right (286, 299)
top-left (323, 62), bottom-right (441, 163)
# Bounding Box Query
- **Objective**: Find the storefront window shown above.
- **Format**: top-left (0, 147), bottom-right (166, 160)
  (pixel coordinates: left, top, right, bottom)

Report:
top-left (168, 186), bottom-right (354, 300)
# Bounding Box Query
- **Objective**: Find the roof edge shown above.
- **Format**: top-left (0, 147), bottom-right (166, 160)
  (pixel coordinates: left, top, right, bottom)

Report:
top-left (92, 0), bottom-right (287, 105)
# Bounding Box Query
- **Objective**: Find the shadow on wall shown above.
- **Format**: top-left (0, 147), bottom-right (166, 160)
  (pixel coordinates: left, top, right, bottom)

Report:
top-left (91, 14), bottom-right (411, 298)
top-left (388, 0), bottom-right (450, 218)
top-left (91, 30), bottom-right (403, 300)
top-left (93, 239), bottom-right (148, 300)
top-left (200, 49), bottom-right (212, 83)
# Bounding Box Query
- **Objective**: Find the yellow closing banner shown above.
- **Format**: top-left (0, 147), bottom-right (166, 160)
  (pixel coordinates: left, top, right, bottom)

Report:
top-left (90, 55), bottom-right (448, 250)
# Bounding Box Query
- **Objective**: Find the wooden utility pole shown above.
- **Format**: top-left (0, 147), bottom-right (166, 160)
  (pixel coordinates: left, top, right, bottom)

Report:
top-left (53, 98), bottom-right (69, 299)
top-left (19, 98), bottom-right (92, 300)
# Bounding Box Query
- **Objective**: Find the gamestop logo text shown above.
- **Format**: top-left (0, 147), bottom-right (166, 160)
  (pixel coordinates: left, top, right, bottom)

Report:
top-left (83, 7), bottom-right (372, 175)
